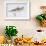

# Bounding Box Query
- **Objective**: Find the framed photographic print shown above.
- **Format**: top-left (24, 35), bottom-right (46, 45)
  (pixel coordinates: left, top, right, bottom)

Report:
top-left (6, 0), bottom-right (29, 20)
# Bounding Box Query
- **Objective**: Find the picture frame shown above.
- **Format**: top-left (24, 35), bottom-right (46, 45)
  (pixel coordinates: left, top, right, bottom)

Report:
top-left (5, 0), bottom-right (30, 20)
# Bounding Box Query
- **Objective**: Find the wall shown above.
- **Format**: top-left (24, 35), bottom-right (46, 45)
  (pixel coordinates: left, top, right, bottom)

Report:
top-left (0, 0), bottom-right (46, 39)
